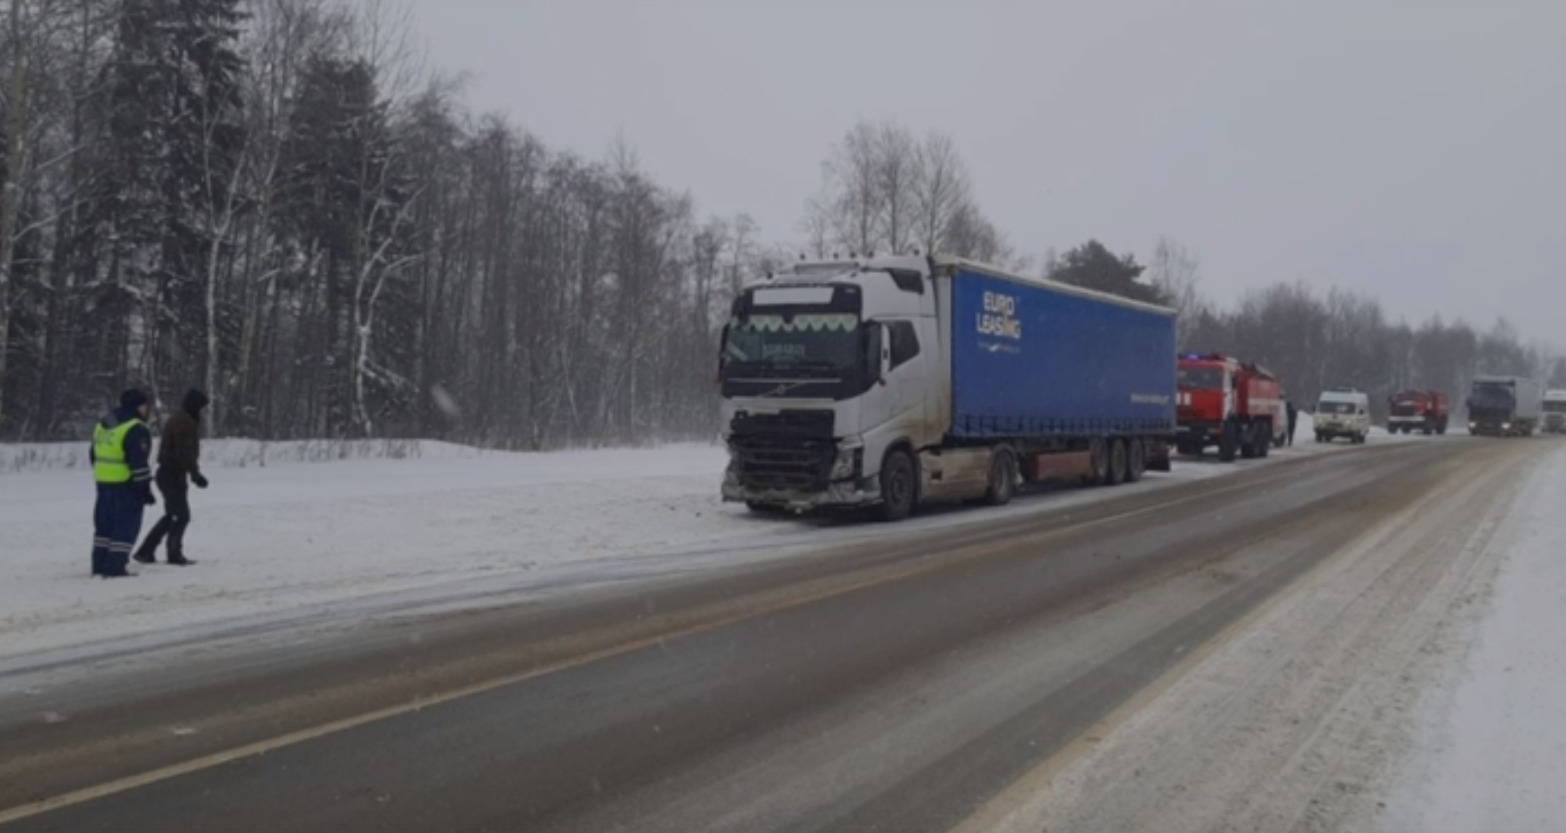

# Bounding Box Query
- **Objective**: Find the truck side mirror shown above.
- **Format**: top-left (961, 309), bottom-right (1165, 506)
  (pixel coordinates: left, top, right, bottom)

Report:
top-left (864, 322), bottom-right (885, 384)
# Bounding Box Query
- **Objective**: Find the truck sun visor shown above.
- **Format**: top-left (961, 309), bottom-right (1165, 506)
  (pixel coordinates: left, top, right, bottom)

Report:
top-left (752, 287), bottom-right (836, 306)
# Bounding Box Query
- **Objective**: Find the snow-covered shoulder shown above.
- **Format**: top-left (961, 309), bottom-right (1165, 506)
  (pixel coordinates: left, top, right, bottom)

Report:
top-left (1381, 441), bottom-right (1566, 831)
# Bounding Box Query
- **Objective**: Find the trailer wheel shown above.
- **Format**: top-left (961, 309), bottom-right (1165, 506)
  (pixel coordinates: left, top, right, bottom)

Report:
top-left (1086, 437), bottom-right (1110, 485)
top-left (984, 448), bottom-right (1018, 506)
top-left (1126, 438), bottom-right (1146, 482)
top-left (874, 448), bottom-right (918, 522)
top-left (1218, 423), bottom-right (1239, 462)
top-left (1106, 439), bottom-right (1128, 486)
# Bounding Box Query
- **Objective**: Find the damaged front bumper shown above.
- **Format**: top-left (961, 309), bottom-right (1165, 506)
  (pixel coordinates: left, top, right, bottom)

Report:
top-left (721, 441), bottom-right (877, 510)
top-left (721, 476), bottom-right (880, 510)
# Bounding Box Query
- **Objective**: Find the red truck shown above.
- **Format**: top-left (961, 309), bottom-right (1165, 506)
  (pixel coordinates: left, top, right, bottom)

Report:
top-left (1176, 353), bottom-right (1287, 462)
top-left (1387, 389), bottom-right (1449, 435)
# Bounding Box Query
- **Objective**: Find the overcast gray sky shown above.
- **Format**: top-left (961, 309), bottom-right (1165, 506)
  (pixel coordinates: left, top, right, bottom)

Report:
top-left (409, 0), bottom-right (1565, 343)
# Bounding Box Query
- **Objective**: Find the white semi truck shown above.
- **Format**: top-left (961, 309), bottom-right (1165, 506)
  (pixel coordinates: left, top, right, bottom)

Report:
top-left (1544, 389), bottom-right (1566, 434)
top-left (717, 255), bottom-right (1177, 521)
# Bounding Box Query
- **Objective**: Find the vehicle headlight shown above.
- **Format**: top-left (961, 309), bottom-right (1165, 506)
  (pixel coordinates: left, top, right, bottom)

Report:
top-left (1502, 423), bottom-right (1512, 430)
top-left (830, 444), bottom-right (863, 480)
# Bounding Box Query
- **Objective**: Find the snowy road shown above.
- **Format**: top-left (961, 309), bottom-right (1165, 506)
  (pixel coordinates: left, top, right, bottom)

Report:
top-left (2, 431), bottom-right (1548, 832)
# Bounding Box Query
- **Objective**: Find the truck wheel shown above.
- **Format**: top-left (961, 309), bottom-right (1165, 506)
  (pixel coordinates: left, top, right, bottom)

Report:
top-left (1258, 433), bottom-right (1271, 458)
top-left (1106, 439), bottom-right (1128, 486)
top-left (1218, 423), bottom-right (1239, 462)
top-left (874, 449), bottom-right (918, 522)
top-left (1315, 432), bottom-right (1325, 443)
top-left (984, 448), bottom-right (1018, 506)
top-left (1126, 438), bottom-right (1146, 482)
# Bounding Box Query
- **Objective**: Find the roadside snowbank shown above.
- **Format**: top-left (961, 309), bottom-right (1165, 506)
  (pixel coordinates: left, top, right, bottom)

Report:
top-left (1, 437), bottom-right (486, 474)
top-left (1381, 442), bottom-right (1566, 831)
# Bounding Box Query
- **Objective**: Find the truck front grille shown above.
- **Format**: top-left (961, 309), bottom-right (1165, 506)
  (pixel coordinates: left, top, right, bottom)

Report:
top-left (730, 438), bottom-right (836, 490)
top-left (729, 409), bottom-right (835, 440)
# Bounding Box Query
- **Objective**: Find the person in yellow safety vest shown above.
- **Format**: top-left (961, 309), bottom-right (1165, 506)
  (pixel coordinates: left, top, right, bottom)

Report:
top-left (90, 388), bottom-right (155, 578)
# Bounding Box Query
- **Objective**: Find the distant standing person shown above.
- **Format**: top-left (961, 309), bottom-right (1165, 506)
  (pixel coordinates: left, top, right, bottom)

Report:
top-left (1286, 399), bottom-right (1299, 446)
top-left (135, 389), bottom-right (210, 566)
top-left (91, 389), bottom-right (155, 578)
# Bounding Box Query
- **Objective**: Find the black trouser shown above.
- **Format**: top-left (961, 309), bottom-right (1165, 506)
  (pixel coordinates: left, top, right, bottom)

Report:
top-left (1287, 417), bottom-right (1298, 445)
top-left (93, 485), bottom-right (145, 576)
top-left (135, 469), bottom-right (191, 562)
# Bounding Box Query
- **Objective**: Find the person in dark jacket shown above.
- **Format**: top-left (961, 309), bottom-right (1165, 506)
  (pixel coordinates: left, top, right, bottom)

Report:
top-left (1286, 399), bottom-right (1300, 446)
top-left (91, 389), bottom-right (155, 578)
top-left (134, 389), bottom-right (210, 566)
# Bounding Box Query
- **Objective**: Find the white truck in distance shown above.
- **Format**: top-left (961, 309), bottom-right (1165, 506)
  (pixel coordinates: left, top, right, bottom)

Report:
top-left (1544, 389), bottom-right (1566, 434)
top-left (717, 255), bottom-right (1177, 521)
top-left (1466, 375), bottom-right (1544, 437)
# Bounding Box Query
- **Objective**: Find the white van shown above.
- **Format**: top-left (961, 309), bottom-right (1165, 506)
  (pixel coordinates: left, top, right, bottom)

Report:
top-left (1315, 388), bottom-right (1371, 444)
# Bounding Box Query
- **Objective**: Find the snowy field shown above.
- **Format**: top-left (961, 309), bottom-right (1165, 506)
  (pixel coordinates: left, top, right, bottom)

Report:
top-left (0, 413), bottom-right (1429, 674)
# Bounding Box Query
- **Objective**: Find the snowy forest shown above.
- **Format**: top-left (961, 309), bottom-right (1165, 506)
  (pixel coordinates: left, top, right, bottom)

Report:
top-left (0, 0), bottom-right (1558, 445)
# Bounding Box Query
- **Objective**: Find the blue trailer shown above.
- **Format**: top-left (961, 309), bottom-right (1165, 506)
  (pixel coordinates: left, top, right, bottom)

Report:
top-left (946, 265), bottom-right (1177, 441)
top-left (719, 254), bottom-right (1179, 520)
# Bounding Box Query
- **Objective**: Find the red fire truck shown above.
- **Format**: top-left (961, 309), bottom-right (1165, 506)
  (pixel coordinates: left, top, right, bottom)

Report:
top-left (1386, 389), bottom-right (1449, 435)
top-left (1176, 353), bottom-right (1287, 462)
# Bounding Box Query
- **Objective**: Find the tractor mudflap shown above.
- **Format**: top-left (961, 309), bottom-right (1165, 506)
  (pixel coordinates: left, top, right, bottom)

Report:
top-left (1146, 439), bottom-right (1174, 472)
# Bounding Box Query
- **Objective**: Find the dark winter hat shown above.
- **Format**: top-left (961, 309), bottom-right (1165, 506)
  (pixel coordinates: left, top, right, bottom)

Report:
top-left (120, 388), bottom-right (149, 411)
top-left (183, 388), bottom-right (210, 414)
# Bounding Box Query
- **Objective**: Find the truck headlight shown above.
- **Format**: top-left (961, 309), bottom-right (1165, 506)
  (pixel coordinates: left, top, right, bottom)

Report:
top-left (1469, 422), bottom-right (1477, 430)
top-left (1503, 423), bottom-right (1512, 430)
top-left (831, 444), bottom-right (863, 480)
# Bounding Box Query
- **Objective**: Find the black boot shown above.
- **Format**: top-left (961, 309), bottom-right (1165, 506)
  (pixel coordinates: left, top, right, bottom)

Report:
top-left (168, 555), bottom-right (196, 566)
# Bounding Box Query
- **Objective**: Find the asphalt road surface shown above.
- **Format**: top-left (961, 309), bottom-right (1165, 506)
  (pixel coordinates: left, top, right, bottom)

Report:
top-left (0, 437), bottom-right (1546, 832)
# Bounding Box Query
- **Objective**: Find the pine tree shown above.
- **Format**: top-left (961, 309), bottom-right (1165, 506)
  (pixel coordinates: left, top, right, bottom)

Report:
top-left (1047, 240), bottom-right (1167, 306)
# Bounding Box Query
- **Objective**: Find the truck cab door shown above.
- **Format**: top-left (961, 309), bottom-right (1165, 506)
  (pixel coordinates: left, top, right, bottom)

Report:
top-left (859, 320), bottom-right (934, 445)
top-left (886, 321), bottom-right (929, 421)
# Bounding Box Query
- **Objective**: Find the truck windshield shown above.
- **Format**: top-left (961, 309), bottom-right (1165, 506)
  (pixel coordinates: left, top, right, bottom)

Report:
top-left (1178, 367), bottom-right (1225, 389)
top-left (1545, 401), bottom-right (1566, 413)
top-left (721, 314), bottom-right (861, 379)
top-left (1318, 401), bottom-right (1358, 415)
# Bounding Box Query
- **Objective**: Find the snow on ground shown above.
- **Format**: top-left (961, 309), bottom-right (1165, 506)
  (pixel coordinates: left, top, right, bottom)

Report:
top-left (0, 415), bottom-right (1435, 678)
top-left (1381, 442), bottom-right (1566, 832)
